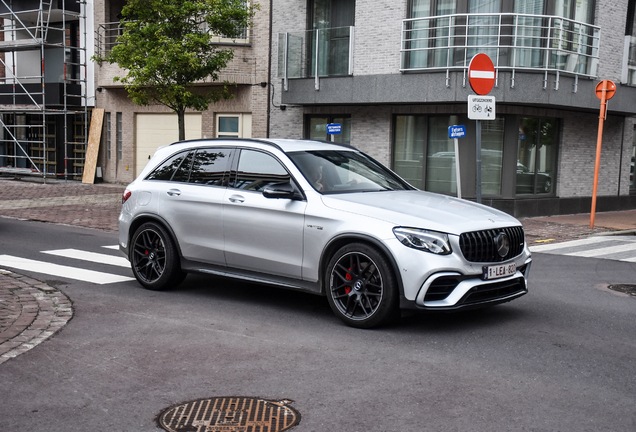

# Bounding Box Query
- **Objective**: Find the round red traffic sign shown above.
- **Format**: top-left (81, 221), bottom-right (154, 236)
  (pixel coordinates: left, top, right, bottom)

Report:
top-left (468, 54), bottom-right (496, 95)
top-left (595, 80), bottom-right (616, 100)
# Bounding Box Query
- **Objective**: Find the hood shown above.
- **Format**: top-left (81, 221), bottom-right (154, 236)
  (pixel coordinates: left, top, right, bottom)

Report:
top-left (322, 190), bottom-right (521, 235)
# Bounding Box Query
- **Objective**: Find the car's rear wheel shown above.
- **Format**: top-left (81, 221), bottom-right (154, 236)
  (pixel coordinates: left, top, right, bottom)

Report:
top-left (130, 222), bottom-right (184, 290)
top-left (325, 243), bottom-right (399, 328)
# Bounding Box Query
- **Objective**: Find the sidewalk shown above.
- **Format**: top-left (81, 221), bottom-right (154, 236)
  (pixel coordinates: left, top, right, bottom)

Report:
top-left (0, 176), bottom-right (635, 364)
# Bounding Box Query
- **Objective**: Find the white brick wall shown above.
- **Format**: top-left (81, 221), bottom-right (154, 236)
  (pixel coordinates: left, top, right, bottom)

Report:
top-left (557, 113), bottom-right (626, 197)
top-left (353, 1), bottom-right (405, 75)
top-left (596, 0), bottom-right (629, 81)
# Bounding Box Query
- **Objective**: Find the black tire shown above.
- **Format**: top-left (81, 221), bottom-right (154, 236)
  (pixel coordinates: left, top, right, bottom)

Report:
top-left (130, 222), bottom-right (184, 291)
top-left (325, 243), bottom-right (399, 329)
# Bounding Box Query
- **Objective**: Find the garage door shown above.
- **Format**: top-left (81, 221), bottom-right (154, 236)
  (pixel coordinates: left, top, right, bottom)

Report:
top-left (135, 113), bottom-right (202, 177)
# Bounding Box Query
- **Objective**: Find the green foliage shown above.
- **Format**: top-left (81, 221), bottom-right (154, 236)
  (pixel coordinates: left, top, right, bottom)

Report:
top-left (101, 0), bottom-right (257, 140)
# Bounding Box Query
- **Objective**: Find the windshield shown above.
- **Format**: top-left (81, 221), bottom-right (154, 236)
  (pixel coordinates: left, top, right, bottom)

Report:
top-left (288, 150), bottom-right (414, 194)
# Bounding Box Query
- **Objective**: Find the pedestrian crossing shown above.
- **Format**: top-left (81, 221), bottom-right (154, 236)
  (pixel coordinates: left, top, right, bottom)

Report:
top-left (529, 236), bottom-right (636, 263)
top-left (0, 245), bottom-right (135, 284)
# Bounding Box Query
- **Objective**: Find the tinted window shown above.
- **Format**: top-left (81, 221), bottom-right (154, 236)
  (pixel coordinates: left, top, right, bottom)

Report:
top-left (172, 151), bottom-right (194, 183)
top-left (146, 151), bottom-right (190, 181)
top-left (189, 148), bottom-right (232, 186)
top-left (233, 150), bottom-right (290, 191)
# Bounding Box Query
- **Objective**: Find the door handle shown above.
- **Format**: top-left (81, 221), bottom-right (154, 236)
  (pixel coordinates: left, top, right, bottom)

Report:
top-left (229, 194), bottom-right (245, 203)
top-left (167, 189), bottom-right (181, 196)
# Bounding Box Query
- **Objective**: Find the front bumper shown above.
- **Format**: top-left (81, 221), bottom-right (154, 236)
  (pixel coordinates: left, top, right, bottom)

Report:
top-left (399, 258), bottom-right (532, 311)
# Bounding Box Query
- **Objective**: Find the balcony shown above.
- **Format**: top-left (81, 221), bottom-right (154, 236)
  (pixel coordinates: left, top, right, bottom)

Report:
top-left (95, 22), bottom-right (251, 59)
top-left (278, 26), bottom-right (354, 90)
top-left (401, 13), bottom-right (600, 90)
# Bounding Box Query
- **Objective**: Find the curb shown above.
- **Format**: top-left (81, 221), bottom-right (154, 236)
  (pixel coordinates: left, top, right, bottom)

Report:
top-left (0, 270), bottom-right (73, 365)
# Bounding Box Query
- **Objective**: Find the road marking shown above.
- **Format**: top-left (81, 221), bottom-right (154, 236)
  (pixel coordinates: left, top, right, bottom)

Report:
top-left (0, 255), bottom-right (134, 284)
top-left (566, 242), bottom-right (636, 258)
top-left (42, 249), bottom-right (130, 268)
top-left (102, 245), bottom-right (120, 250)
top-left (529, 236), bottom-right (615, 252)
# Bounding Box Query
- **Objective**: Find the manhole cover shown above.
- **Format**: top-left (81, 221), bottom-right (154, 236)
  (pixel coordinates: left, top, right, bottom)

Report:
top-left (157, 397), bottom-right (301, 432)
top-left (608, 284), bottom-right (636, 296)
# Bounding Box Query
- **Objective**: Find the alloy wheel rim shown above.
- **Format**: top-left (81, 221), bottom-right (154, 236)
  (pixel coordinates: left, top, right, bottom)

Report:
top-left (330, 252), bottom-right (383, 321)
top-left (133, 229), bottom-right (166, 283)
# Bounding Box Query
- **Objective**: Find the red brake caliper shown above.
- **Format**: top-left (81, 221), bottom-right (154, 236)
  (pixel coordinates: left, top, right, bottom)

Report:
top-left (345, 267), bottom-right (352, 294)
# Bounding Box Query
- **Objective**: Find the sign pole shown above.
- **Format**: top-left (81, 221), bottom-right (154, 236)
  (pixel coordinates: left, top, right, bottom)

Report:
top-left (476, 120), bottom-right (482, 203)
top-left (467, 54), bottom-right (496, 205)
top-left (448, 125), bottom-right (466, 199)
top-left (454, 136), bottom-right (462, 199)
top-left (590, 80), bottom-right (617, 229)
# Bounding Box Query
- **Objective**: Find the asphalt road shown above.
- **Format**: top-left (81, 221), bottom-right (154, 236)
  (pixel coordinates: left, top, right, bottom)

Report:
top-left (0, 218), bottom-right (635, 431)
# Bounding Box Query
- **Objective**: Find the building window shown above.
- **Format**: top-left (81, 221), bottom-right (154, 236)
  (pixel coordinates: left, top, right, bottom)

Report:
top-left (403, 0), bottom-right (598, 76)
top-left (623, 0), bottom-right (636, 85)
top-left (631, 127), bottom-right (636, 193)
top-left (305, 115), bottom-right (351, 145)
top-left (425, 115), bottom-right (461, 195)
top-left (308, 0), bottom-right (355, 77)
top-left (516, 117), bottom-right (558, 195)
top-left (392, 115), bottom-right (516, 198)
top-left (216, 114), bottom-right (252, 138)
top-left (394, 115), bottom-right (425, 189)
top-left (105, 112), bottom-right (111, 160)
top-left (116, 112), bottom-right (122, 161)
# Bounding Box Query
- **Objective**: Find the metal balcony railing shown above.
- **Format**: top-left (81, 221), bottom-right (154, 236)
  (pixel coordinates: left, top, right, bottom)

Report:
top-left (401, 13), bottom-right (600, 90)
top-left (95, 21), bottom-right (250, 59)
top-left (278, 26), bottom-right (354, 91)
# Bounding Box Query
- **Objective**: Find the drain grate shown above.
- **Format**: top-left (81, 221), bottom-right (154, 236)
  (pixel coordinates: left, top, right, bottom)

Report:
top-left (608, 284), bottom-right (636, 296)
top-left (157, 397), bottom-right (301, 432)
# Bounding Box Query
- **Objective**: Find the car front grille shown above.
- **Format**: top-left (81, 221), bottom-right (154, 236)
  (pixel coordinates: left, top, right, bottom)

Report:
top-left (459, 226), bottom-right (525, 263)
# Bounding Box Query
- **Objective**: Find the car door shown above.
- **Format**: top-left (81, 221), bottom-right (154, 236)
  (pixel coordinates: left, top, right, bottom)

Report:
top-left (158, 147), bottom-right (233, 266)
top-left (223, 148), bottom-right (307, 279)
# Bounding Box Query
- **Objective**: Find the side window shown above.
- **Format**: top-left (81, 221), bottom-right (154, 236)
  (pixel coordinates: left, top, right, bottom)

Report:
top-left (172, 152), bottom-right (195, 182)
top-left (146, 150), bottom-right (191, 181)
top-left (189, 148), bottom-right (233, 186)
top-left (234, 149), bottom-right (290, 191)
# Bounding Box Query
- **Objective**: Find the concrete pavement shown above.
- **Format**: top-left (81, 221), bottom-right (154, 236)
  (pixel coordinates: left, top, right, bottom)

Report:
top-left (0, 176), bottom-right (634, 364)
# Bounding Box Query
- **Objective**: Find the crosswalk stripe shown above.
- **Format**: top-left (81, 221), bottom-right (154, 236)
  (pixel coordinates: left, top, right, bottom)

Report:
top-left (529, 236), bottom-right (614, 252)
top-left (566, 242), bottom-right (636, 258)
top-left (42, 249), bottom-right (130, 268)
top-left (0, 255), bottom-right (134, 284)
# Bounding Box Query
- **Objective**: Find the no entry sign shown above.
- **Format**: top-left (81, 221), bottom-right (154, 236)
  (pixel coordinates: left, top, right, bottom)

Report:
top-left (468, 54), bottom-right (495, 95)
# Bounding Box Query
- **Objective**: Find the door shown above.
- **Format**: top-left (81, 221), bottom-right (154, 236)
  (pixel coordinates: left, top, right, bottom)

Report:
top-left (156, 147), bottom-right (233, 266)
top-left (135, 113), bottom-right (202, 177)
top-left (223, 149), bottom-right (306, 279)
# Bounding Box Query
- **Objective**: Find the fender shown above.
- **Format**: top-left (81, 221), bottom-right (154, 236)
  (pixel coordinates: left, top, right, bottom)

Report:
top-left (320, 233), bottom-right (405, 298)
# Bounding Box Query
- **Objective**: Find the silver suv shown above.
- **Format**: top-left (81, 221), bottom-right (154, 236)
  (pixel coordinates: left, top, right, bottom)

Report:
top-left (119, 138), bottom-right (531, 328)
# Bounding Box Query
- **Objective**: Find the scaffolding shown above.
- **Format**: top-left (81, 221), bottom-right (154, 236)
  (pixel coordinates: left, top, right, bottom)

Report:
top-left (0, 0), bottom-right (88, 180)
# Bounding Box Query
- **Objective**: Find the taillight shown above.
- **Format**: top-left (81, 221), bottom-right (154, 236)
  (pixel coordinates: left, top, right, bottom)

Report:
top-left (122, 189), bottom-right (132, 204)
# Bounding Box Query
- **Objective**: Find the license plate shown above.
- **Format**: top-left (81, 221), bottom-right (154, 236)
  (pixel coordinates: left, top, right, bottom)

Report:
top-left (483, 262), bottom-right (516, 280)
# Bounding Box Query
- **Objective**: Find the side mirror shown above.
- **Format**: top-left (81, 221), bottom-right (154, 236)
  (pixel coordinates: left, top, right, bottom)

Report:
top-left (263, 182), bottom-right (301, 200)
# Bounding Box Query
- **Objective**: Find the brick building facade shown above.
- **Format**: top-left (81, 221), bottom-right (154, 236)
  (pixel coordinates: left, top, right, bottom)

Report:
top-left (93, 0), bottom-right (271, 184)
top-left (271, 0), bottom-right (636, 217)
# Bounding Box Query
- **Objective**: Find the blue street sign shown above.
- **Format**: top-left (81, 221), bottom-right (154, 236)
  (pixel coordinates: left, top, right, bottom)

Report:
top-left (448, 125), bottom-right (466, 139)
top-left (327, 123), bottom-right (342, 134)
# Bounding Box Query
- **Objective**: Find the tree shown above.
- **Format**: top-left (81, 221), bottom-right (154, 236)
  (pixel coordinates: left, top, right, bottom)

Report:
top-left (101, 0), bottom-right (256, 141)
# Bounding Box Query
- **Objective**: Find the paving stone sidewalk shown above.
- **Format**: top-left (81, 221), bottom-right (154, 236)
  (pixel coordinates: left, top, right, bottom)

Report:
top-left (0, 270), bottom-right (73, 365)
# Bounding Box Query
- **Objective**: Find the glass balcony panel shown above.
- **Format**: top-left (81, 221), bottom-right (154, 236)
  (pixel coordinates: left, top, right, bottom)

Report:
top-left (400, 12), bottom-right (600, 79)
top-left (278, 27), bottom-right (353, 79)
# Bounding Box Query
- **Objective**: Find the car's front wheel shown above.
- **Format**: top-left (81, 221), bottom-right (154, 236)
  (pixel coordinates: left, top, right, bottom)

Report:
top-left (325, 243), bottom-right (399, 328)
top-left (130, 222), bottom-right (184, 290)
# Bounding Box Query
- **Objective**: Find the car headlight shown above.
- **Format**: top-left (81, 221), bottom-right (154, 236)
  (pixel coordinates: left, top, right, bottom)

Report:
top-left (393, 227), bottom-right (452, 255)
